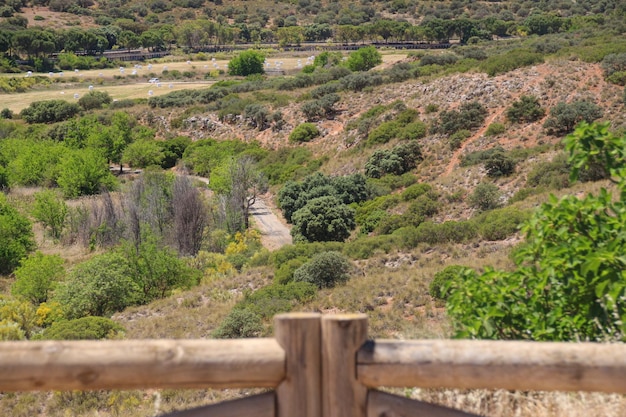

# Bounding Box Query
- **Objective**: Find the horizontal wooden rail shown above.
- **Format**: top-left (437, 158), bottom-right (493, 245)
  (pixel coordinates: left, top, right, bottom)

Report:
top-left (0, 339), bottom-right (284, 392)
top-left (357, 339), bottom-right (626, 393)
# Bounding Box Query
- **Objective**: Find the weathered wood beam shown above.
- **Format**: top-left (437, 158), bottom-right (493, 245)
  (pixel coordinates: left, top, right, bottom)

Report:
top-left (0, 339), bottom-right (285, 391)
top-left (358, 339), bottom-right (626, 393)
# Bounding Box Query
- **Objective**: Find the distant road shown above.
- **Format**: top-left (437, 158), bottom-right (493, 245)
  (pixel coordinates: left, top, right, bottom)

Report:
top-left (250, 197), bottom-right (292, 251)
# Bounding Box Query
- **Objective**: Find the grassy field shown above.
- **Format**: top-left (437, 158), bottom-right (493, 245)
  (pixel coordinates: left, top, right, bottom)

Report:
top-left (1, 52), bottom-right (407, 113)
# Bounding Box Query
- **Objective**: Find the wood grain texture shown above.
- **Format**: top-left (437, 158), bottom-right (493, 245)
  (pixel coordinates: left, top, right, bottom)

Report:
top-left (358, 339), bottom-right (626, 393)
top-left (0, 339), bottom-right (285, 391)
top-left (367, 390), bottom-right (483, 417)
top-left (158, 391), bottom-right (276, 417)
top-left (275, 312), bottom-right (322, 417)
top-left (322, 314), bottom-right (368, 417)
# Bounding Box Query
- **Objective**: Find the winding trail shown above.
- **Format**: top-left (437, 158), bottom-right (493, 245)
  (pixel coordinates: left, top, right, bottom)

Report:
top-left (250, 197), bottom-right (292, 250)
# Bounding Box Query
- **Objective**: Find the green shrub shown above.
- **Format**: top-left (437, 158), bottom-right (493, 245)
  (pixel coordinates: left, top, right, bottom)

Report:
top-left (484, 148), bottom-right (515, 177)
top-left (346, 46), bottom-right (382, 72)
top-left (401, 183), bottom-right (434, 201)
top-left (291, 196), bottom-right (355, 243)
top-left (408, 193), bottom-right (439, 217)
top-left (228, 50), bottom-right (265, 76)
top-left (293, 251), bottom-right (352, 288)
top-left (78, 91), bottom-right (112, 110)
top-left (289, 123), bottom-right (320, 143)
top-left (238, 281), bottom-right (317, 320)
top-left (41, 317), bottom-right (124, 340)
top-left (435, 101), bottom-right (488, 135)
top-left (339, 72), bottom-right (383, 92)
top-left (474, 207), bottom-right (531, 241)
top-left (485, 122), bottom-right (506, 136)
top-left (365, 141), bottom-right (422, 178)
top-left (343, 235), bottom-right (398, 259)
top-left (526, 153), bottom-right (571, 189)
top-left (449, 129), bottom-right (471, 150)
top-left (213, 309), bottom-right (263, 338)
top-left (0, 194), bottom-right (35, 275)
top-left (274, 257), bottom-right (308, 285)
top-left (506, 95), bottom-right (546, 123)
top-left (366, 121), bottom-right (400, 145)
top-left (430, 265), bottom-right (470, 301)
top-left (399, 121), bottom-right (427, 141)
top-left (543, 101), bottom-right (603, 135)
top-left (20, 100), bottom-right (81, 124)
top-left (469, 183), bottom-right (502, 211)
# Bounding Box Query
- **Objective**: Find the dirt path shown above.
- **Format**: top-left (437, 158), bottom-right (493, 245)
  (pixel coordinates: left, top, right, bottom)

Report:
top-left (250, 196), bottom-right (292, 250)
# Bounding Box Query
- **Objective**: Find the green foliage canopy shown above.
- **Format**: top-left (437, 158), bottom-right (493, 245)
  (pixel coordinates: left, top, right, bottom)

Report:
top-left (0, 194), bottom-right (35, 275)
top-left (228, 50), bottom-right (265, 76)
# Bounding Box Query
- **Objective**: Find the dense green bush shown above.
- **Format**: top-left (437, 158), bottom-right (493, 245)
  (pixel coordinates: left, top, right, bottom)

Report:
top-left (419, 53), bottom-right (459, 67)
top-left (448, 129), bottom-right (471, 150)
top-left (213, 309), bottom-right (263, 338)
top-left (543, 101), bottom-right (603, 135)
top-left (343, 235), bottom-right (398, 259)
top-left (12, 252), bottom-right (64, 304)
top-left (228, 50), bottom-right (265, 76)
top-left (474, 207), bottom-right (531, 241)
top-left (506, 95), bottom-right (546, 123)
top-left (401, 183), bottom-right (434, 201)
top-left (430, 265), bottom-right (470, 301)
top-left (0, 194), bottom-right (35, 275)
top-left (289, 122), bottom-right (320, 142)
top-left (469, 182), bottom-right (502, 211)
top-left (291, 196), bottom-right (356, 242)
top-left (234, 281), bottom-right (317, 319)
top-left (365, 141), bottom-right (422, 178)
top-left (20, 100), bottom-right (81, 124)
top-left (78, 91), bottom-right (112, 110)
top-left (485, 122), bottom-right (506, 136)
top-left (526, 153), bottom-right (571, 189)
top-left (346, 46), bottom-right (382, 72)
top-left (484, 148), bottom-right (515, 177)
top-left (434, 101), bottom-right (488, 135)
top-left (339, 72), bottom-right (383, 92)
top-left (41, 317), bottom-right (124, 340)
top-left (293, 251), bottom-right (352, 288)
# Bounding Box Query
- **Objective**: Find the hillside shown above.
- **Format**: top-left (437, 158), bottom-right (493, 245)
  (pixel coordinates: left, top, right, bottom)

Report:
top-left (1, 5), bottom-right (626, 415)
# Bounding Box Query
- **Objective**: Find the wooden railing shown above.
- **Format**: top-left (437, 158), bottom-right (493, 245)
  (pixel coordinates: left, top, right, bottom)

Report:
top-left (1, 313), bottom-right (626, 417)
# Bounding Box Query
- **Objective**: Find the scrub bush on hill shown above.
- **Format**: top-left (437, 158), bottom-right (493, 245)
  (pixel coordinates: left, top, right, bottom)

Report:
top-left (0, 194), bottom-right (35, 275)
top-left (506, 95), bottom-right (546, 123)
top-left (543, 101), bottom-right (603, 135)
top-left (293, 251), bottom-right (352, 289)
top-left (40, 317), bottom-right (124, 340)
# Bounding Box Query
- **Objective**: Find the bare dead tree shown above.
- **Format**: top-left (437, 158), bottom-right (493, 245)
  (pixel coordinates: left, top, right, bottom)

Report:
top-left (172, 175), bottom-right (208, 256)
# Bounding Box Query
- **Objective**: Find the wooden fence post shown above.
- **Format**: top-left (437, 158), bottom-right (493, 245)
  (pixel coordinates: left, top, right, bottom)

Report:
top-left (321, 314), bottom-right (368, 417)
top-left (274, 313), bottom-right (322, 417)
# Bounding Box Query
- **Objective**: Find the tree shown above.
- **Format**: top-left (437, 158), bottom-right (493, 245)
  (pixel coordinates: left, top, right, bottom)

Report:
top-left (12, 252), bottom-right (65, 304)
top-left (291, 196), bottom-right (355, 242)
top-left (172, 175), bottom-right (207, 256)
top-left (32, 189), bottom-right (67, 240)
top-left (57, 148), bottom-right (117, 198)
top-left (122, 139), bottom-right (164, 169)
top-left (293, 251), bottom-right (352, 288)
top-left (447, 122), bottom-right (626, 341)
top-left (346, 46), bottom-right (382, 72)
top-left (228, 50), bottom-right (265, 76)
top-left (543, 101), bottom-right (603, 135)
top-left (0, 194), bottom-right (35, 275)
top-left (54, 252), bottom-right (141, 319)
top-left (223, 156), bottom-right (268, 232)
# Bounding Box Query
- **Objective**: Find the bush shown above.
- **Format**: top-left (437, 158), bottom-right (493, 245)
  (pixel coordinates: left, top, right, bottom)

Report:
top-left (526, 153), bottom-right (571, 189)
top-left (399, 121), bottom-right (427, 141)
top-left (365, 141), bottom-right (422, 178)
top-left (41, 317), bottom-right (124, 340)
top-left (235, 281), bottom-right (317, 319)
top-left (543, 101), bottom-right (604, 136)
top-left (289, 122), bottom-right (320, 143)
top-left (213, 309), bottom-right (263, 338)
top-left (20, 100), bottom-right (81, 124)
top-left (474, 207), bottom-right (531, 241)
top-left (449, 129), bottom-right (471, 150)
top-left (78, 91), bottom-right (112, 110)
top-left (435, 101), bottom-right (488, 135)
top-left (401, 183), bottom-right (433, 201)
top-left (291, 196), bottom-right (355, 243)
top-left (339, 72), bottom-right (383, 92)
top-left (293, 251), bottom-right (352, 288)
top-left (346, 46), bottom-right (382, 72)
top-left (430, 265), bottom-right (469, 301)
top-left (506, 95), bottom-right (546, 123)
top-left (228, 50), bottom-right (265, 76)
top-left (469, 183), bottom-right (502, 211)
top-left (485, 122), bottom-right (506, 136)
top-left (0, 108), bottom-right (13, 119)
top-left (0, 194), bottom-right (35, 275)
top-left (601, 52), bottom-right (626, 79)
top-left (419, 53), bottom-right (459, 67)
top-left (484, 148), bottom-right (515, 177)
